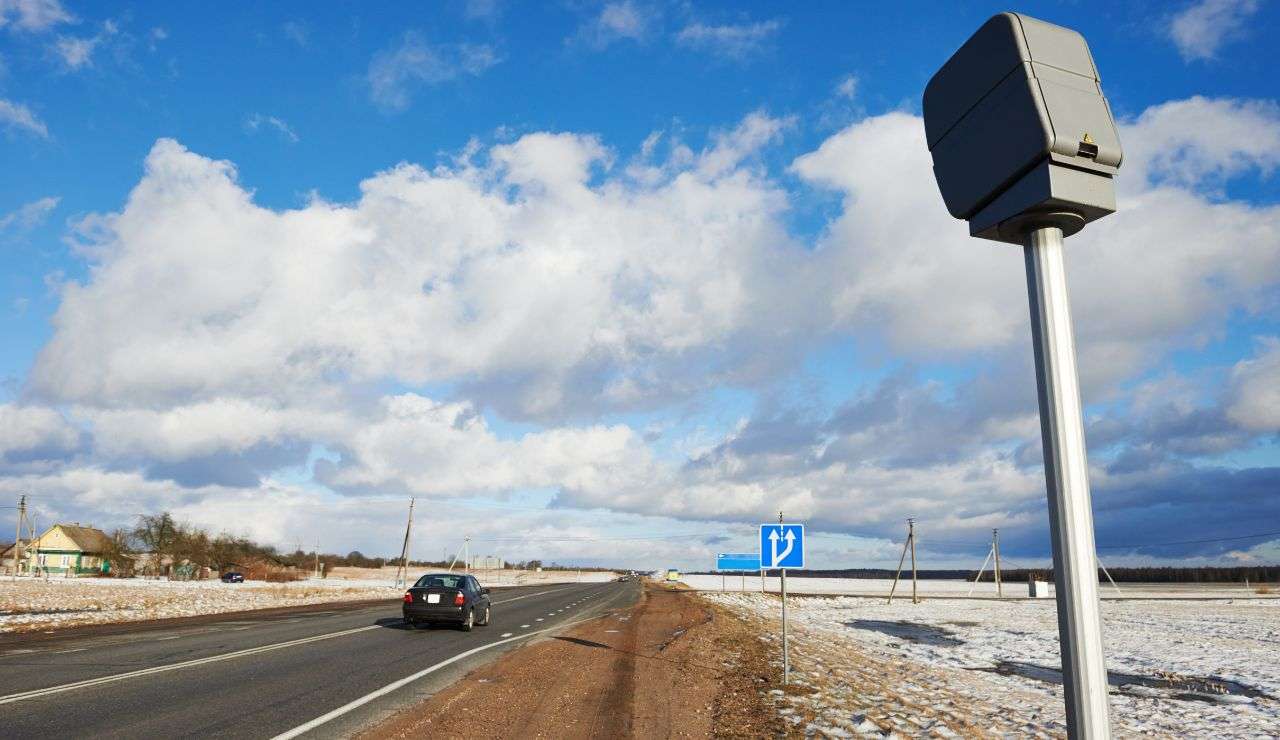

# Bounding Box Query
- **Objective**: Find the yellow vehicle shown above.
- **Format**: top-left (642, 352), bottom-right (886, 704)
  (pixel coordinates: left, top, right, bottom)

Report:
top-left (665, 569), bottom-right (680, 582)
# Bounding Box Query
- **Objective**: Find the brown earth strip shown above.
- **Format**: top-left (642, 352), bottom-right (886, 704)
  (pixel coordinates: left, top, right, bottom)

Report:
top-left (362, 583), bottom-right (787, 739)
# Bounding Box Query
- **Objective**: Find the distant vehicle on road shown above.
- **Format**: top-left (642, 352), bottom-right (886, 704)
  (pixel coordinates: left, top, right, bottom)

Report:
top-left (220, 572), bottom-right (245, 583)
top-left (665, 569), bottom-right (680, 582)
top-left (403, 573), bottom-right (491, 631)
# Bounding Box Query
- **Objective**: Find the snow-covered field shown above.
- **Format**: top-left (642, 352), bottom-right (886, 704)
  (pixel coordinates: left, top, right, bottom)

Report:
top-left (0, 568), bottom-right (618, 633)
top-left (705, 590), bottom-right (1280, 738)
top-left (682, 573), bottom-right (1267, 600)
top-left (0, 577), bottom-right (402, 633)
top-left (328, 566), bottom-right (617, 587)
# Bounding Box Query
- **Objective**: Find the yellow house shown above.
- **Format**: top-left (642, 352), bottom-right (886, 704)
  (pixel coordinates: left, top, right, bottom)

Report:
top-left (29, 524), bottom-right (113, 576)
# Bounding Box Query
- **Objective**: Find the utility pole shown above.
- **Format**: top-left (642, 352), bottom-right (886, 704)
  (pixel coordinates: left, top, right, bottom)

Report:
top-left (888, 519), bottom-right (910, 605)
top-left (909, 518), bottom-right (918, 604)
top-left (394, 498), bottom-right (415, 588)
top-left (314, 539), bottom-right (320, 579)
top-left (779, 510), bottom-right (790, 686)
top-left (463, 536), bottom-right (470, 573)
top-left (11, 494), bottom-right (25, 581)
top-left (888, 518), bottom-right (917, 605)
top-left (993, 529), bottom-right (1003, 598)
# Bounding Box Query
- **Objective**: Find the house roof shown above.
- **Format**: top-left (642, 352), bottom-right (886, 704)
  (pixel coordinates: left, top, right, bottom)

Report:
top-left (52, 525), bottom-right (112, 553)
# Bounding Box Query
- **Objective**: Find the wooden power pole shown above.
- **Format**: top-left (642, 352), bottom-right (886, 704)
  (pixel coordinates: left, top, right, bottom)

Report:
top-left (11, 494), bottom-right (25, 581)
top-left (394, 498), bottom-right (415, 588)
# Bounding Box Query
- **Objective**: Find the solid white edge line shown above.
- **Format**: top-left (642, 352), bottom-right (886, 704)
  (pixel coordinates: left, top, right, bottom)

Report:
top-left (270, 614), bottom-right (606, 740)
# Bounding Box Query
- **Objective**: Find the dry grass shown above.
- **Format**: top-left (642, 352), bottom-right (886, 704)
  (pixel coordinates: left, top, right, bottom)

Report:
top-left (1255, 584), bottom-right (1273, 595)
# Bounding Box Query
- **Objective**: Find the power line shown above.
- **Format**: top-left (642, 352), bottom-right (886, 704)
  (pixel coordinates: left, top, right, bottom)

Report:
top-left (1095, 530), bottom-right (1280, 551)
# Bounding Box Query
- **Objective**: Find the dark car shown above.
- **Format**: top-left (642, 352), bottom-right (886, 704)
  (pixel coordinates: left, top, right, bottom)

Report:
top-left (220, 572), bottom-right (245, 583)
top-left (402, 573), bottom-right (491, 631)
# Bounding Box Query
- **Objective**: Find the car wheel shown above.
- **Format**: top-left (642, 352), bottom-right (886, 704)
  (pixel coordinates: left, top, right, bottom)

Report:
top-left (459, 608), bottom-right (474, 632)
top-left (478, 606), bottom-right (491, 626)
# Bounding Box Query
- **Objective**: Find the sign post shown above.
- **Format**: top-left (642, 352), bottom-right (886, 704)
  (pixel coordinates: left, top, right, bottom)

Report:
top-left (760, 517), bottom-right (804, 685)
top-left (923, 13), bottom-right (1122, 739)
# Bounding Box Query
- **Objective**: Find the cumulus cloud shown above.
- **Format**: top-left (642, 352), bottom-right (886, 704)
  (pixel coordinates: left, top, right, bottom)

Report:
top-left (32, 123), bottom-right (814, 419)
top-left (367, 32), bottom-right (500, 110)
top-left (791, 106), bottom-right (1280, 392)
top-left (1123, 97), bottom-right (1280, 191)
top-left (1226, 337), bottom-right (1280, 431)
top-left (11, 98), bottom-right (1280, 562)
top-left (0, 0), bottom-right (72, 32)
top-left (0, 404), bottom-right (80, 461)
top-left (0, 98), bottom-right (49, 138)
top-left (675, 18), bottom-right (782, 60)
top-left (1168, 0), bottom-right (1259, 61)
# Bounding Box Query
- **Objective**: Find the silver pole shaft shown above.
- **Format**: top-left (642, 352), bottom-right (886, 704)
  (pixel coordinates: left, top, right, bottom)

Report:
top-left (780, 567), bottom-right (789, 684)
top-left (1024, 226), bottom-right (1111, 739)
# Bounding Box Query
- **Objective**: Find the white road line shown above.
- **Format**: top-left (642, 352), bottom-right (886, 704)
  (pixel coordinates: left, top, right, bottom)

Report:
top-left (492, 587), bottom-right (574, 605)
top-left (535, 618), bottom-right (543, 622)
top-left (271, 616), bottom-right (603, 740)
top-left (520, 624), bottom-right (530, 628)
top-left (0, 625), bottom-right (378, 706)
top-left (0, 583), bottom-right (589, 707)
top-left (500, 633), bottom-right (513, 637)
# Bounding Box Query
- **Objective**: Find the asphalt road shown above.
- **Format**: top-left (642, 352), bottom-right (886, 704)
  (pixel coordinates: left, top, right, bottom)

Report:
top-left (0, 580), bottom-right (640, 739)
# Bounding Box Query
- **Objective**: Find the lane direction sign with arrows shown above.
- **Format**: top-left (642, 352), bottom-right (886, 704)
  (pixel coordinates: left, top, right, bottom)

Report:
top-left (759, 524), bottom-right (804, 569)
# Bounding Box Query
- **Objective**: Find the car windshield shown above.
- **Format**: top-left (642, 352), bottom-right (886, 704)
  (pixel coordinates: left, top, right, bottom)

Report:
top-left (414, 574), bottom-right (464, 589)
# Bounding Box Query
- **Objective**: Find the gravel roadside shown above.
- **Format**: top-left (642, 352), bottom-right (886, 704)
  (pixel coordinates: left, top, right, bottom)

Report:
top-left (361, 583), bottom-right (787, 739)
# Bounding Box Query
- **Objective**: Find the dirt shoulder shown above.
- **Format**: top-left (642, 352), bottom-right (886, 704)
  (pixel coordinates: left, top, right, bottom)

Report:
top-left (362, 583), bottom-right (786, 739)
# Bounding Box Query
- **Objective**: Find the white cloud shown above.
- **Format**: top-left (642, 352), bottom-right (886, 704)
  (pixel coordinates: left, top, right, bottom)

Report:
top-left (573, 1), bottom-right (654, 49)
top-left (790, 103), bottom-right (1280, 391)
top-left (1226, 338), bottom-right (1280, 431)
top-left (367, 32), bottom-right (500, 110)
top-left (675, 19), bottom-right (782, 60)
top-left (0, 97), bottom-right (49, 137)
top-left (1122, 96), bottom-right (1280, 191)
top-left (12, 98), bottom-right (1280, 560)
top-left (834, 75), bottom-right (857, 100)
top-left (244, 113), bottom-right (299, 143)
top-left (1168, 0), bottom-right (1259, 61)
top-left (32, 128), bottom-right (815, 418)
top-left (0, 195), bottom-right (58, 233)
top-left (0, 0), bottom-right (72, 32)
top-left (0, 404), bottom-right (79, 459)
top-left (52, 19), bottom-right (120, 71)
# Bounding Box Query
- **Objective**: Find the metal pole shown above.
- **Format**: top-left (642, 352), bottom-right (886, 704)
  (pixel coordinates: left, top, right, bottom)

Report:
top-left (778, 511), bottom-right (789, 685)
top-left (909, 518), bottom-right (918, 604)
top-left (887, 522), bottom-right (911, 605)
top-left (993, 529), bottom-right (1003, 598)
top-left (967, 546), bottom-right (993, 597)
top-left (780, 566), bottom-right (789, 684)
top-left (1024, 225), bottom-right (1111, 738)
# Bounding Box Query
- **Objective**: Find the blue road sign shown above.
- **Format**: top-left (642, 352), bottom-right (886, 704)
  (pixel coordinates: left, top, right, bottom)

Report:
top-left (759, 524), bottom-right (804, 569)
top-left (716, 553), bottom-right (761, 571)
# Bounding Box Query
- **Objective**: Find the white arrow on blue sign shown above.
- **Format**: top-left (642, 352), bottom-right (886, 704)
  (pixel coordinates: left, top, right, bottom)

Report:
top-left (759, 524), bottom-right (804, 569)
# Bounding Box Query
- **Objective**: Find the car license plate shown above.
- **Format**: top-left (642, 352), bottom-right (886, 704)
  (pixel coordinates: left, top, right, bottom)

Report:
top-left (427, 594), bottom-right (441, 604)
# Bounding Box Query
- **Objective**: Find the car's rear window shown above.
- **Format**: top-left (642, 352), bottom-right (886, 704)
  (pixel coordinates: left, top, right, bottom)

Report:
top-left (414, 574), bottom-right (464, 589)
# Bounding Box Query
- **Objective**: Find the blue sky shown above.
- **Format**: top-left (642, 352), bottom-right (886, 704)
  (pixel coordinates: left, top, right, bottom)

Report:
top-left (1, 0), bottom-right (1278, 569)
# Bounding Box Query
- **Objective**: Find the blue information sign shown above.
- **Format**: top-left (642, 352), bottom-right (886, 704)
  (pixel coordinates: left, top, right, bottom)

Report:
top-left (759, 524), bottom-right (805, 569)
top-left (716, 553), bottom-right (761, 571)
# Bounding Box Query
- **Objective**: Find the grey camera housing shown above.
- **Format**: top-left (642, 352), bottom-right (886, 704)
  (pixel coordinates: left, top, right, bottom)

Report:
top-left (923, 12), bottom-right (1123, 244)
